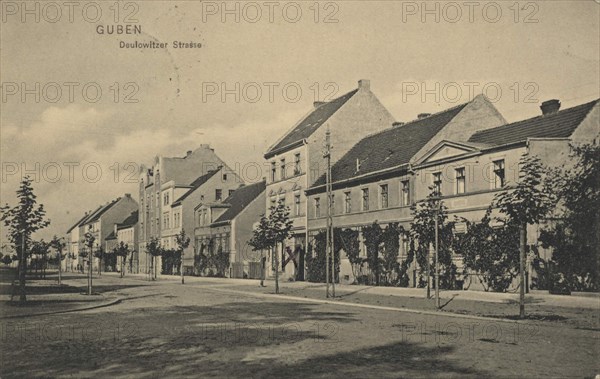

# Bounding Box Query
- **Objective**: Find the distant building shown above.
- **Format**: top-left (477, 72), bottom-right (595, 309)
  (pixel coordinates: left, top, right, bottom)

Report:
top-left (138, 145), bottom-right (243, 275)
top-left (70, 194), bottom-right (138, 272)
top-left (194, 180), bottom-right (266, 278)
top-left (116, 210), bottom-right (139, 274)
top-left (264, 79), bottom-right (396, 280)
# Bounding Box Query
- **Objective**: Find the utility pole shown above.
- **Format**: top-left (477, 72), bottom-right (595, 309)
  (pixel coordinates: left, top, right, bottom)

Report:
top-left (434, 199), bottom-right (440, 309)
top-left (324, 127), bottom-right (333, 298)
top-left (88, 247), bottom-right (92, 295)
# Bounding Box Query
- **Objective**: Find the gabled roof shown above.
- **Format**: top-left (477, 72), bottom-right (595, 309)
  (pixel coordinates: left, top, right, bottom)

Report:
top-left (312, 103), bottom-right (469, 187)
top-left (172, 169), bottom-right (221, 206)
top-left (469, 99), bottom-right (598, 146)
top-left (66, 212), bottom-right (94, 234)
top-left (116, 211), bottom-right (138, 230)
top-left (212, 181), bottom-right (266, 225)
top-left (86, 198), bottom-right (121, 223)
top-left (265, 89), bottom-right (358, 158)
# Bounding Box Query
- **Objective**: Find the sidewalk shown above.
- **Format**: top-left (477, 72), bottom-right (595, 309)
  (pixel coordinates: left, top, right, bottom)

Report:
top-left (108, 271), bottom-right (599, 309)
top-left (0, 271), bottom-right (120, 319)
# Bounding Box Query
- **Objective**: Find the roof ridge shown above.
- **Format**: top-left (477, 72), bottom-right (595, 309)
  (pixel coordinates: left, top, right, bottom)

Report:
top-left (355, 100), bottom-right (471, 143)
top-left (471, 98), bottom-right (599, 136)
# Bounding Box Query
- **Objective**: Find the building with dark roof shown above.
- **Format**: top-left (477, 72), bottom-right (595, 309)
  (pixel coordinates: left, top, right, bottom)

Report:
top-left (66, 194), bottom-right (138, 272)
top-left (137, 145), bottom-right (241, 273)
top-left (264, 79), bottom-right (396, 280)
top-left (306, 96), bottom-right (598, 289)
top-left (194, 181), bottom-right (266, 278)
top-left (156, 167), bottom-right (245, 274)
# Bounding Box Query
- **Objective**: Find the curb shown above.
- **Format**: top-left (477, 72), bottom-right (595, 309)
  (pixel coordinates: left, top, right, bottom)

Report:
top-left (204, 286), bottom-right (535, 325)
top-left (0, 296), bottom-right (123, 319)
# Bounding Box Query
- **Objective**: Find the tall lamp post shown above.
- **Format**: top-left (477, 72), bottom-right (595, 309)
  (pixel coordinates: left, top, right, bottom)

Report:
top-left (433, 196), bottom-right (441, 309)
top-left (323, 127), bottom-right (334, 298)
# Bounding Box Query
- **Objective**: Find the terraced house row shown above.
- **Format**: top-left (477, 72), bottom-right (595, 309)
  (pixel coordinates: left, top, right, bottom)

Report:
top-left (65, 80), bottom-right (599, 289)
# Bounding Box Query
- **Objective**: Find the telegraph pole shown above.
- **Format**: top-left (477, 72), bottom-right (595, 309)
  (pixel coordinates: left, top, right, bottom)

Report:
top-left (324, 127), bottom-right (333, 298)
top-left (434, 199), bottom-right (440, 309)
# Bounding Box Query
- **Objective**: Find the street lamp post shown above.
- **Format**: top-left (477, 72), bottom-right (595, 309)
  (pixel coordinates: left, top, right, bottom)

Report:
top-left (434, 198), bottom-right (441, 309)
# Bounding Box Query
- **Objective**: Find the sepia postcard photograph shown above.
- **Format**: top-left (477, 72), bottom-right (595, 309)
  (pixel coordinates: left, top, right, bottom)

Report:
top-left (0, 0), bottom-right (599, 377)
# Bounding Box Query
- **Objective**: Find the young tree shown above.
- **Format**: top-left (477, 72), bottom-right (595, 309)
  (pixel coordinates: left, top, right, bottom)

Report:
top-left (539, 143), bottom-right (600, 291)
top-left (30, 239), bottom-right (50, 279)
top-left (114, 242), bottom-right (130, 278)
top-left (145, 237), bottom-right (162, 281)
top-left (455, 207), bottom-right (520, 292)
top-left (94, 247), bottom-right (105, 276)
top-left (362, 222), bottom-right (384, 286)
top-left (176, 229), bottom-right (191, 284)
top-left (408, 193), bottom-right (457, 291)
top-left (248, 203), bottom-right (292, 294)
top-left (50, 236), bottom-right (66, 285)
top-left (0, 177), bottom-right (50, 302)
top-left (495, 154), bottom-right (555, 318)
top-left (83, 227), bottom-right (95, 295)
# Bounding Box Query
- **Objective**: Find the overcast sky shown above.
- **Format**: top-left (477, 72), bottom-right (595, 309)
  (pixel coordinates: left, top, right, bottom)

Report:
top-left (1, 0), bottom-right (599, 242)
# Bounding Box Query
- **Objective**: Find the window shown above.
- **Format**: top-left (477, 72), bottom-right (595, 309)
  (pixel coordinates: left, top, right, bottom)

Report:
top-left (344, 192), bottom-right (352, 214)
top-left (229, 189), bottom-right (235, 197)
top-left (493, 159), bottom-right (505, 189)
top-left (314, 198), bottom-right (321, 218)
top-left (271, 162), bottom-right (277, 182)
top-left (380, 184), bottom-right (389, 209)
top-left (163, 192), bottom-right (170, 206)
top-left (222, 173), bottom-right (228, 181)
top-left (280, 158), bottom-right (286, 179)
top-left (174, 212), bottom-right (180, 228)
top-left (432, 172), bottom-right (442, 196)
top-left (163, 212), bottom-right (169, 229)
top-left (401, 180), bottom-right (410, 206)
top-left (294, 153), bottom-right (301, 175)
top-left (215, 189), bottom-right (222, 201)
top-left (361, 188), bottom-right (369, 211)
top-left (294, 194), bottom-right (301, 216)
top-left (401, 234), bottom-right (410, 259)
top-left (455, 167), bottom-right (466, 194)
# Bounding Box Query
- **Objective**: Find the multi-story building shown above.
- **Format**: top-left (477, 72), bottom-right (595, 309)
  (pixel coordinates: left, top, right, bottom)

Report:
top-left (306, 97), bottom-right (599, 289)
top-left (73, 194), bottom-right (138, 272)
top-left (264, 79), bottom-right (396, 280)
top-left (306, 94), bottom-right (507, 285)
top-left (116, 211), bottom-right (139, 274)
top-left (138, 145), bottom-right (242, 274)
top-left (65, 212), bottom-right (92, 271)
top-left (194, 180), bottom-right (266, 278)
top-left (167, 167), bottom-right (243, 273)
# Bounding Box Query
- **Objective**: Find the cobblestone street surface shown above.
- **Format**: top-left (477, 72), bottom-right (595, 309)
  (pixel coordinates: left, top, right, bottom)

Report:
top-left (1, 272), bottom-right (598, 378)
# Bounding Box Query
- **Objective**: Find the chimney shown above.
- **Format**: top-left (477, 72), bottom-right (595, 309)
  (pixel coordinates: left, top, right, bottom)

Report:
top-left (540, 99), bottom-right (560, 115)
top-left (417, 113), bottom-right (431, 119)
top-left (186, 150), bottom-right (193, 157)
top-left (358, 79), bottom-right (370, 91)
top-left (313, 101), bottom-right (326, 108)
top-left (392, 121), bottom-right (405, 127)
top-left (125, 193), bottom-right (131, 198)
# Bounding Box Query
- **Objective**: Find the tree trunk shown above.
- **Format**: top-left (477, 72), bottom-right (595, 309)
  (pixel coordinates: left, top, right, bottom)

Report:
top-left (19, 241), bottom-right (27, 302)
top-left (519, 223), bottom-right (527, 319)
top-left (88, 255), bottom-right (92, 295)
top-left (275, 245), bottom-right (279, 294)
top-left (58, 250), bottom-right (62, 285)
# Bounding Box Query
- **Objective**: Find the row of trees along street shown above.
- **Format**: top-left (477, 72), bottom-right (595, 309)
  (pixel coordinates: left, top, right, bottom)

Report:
top-left (1, 143), bottom-right (597, 318)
